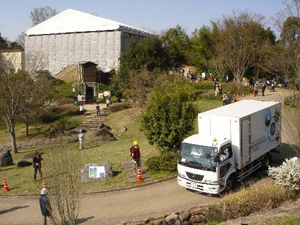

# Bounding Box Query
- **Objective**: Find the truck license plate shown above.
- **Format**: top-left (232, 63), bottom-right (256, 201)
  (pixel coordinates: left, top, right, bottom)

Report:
top-left (191, 182), bottom-right (197, 188)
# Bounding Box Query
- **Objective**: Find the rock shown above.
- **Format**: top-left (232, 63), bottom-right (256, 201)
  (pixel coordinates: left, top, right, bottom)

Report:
top-left (190, 215), bottom-right (206, 224)
top-left (179, 212), bottom-right (191, 222)
top-left (119, 127), bottom-right (127, 135)
top-left (21, 152), bottom-right (44, 160)
top-left (0, 150), bottom-right (13, 167)
top-left (98, 122), bottom-right (111, 131)
top-left (153, 219), bottom-right (167, 225)
top-left (95, 129), bottom-right (117, 141)
top-left (16, 160), bottom-right (32, 167)
top-left (81, 162), bottom-right (113, 183)
top-left (165, 214), bottom-right (180, 225)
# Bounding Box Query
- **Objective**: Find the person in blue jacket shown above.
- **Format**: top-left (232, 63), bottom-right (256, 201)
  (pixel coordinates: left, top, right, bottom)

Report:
top-left (39, 188), bottom-right (51, 225)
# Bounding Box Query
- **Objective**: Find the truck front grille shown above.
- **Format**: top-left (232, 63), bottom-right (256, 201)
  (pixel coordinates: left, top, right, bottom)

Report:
top-left (186, 172), bottom-right (204, 181)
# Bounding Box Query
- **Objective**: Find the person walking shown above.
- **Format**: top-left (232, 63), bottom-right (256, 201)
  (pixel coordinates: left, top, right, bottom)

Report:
top-left (39, 188), bottom-right (51, 225)
top-left (78, 130), bottom-right (84, 150)
top-left (215, 84), bottom-right (219, 96)
top-left (79, 104), bottom-right (84, 115)
top-left (60, 121), bottom-right (65, 134)
top-left (33, 151), bottom-right (43, 182)
top-left (262, 82), bottom-right (266, 96)
top-left (254, 83), bottom-right (258, 96)
top-left (130, 141), bottom-right (141, 170)
top-left (49, 125), bottom-right (55, 139)
top-left (96, 103), bottom-right (100, 117)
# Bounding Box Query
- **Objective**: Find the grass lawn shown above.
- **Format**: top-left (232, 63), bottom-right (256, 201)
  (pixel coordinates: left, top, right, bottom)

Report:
top-left (0, 99), bottom-right (221, 195)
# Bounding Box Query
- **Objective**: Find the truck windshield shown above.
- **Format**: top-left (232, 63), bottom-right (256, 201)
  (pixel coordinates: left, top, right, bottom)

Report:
top-left (179, 143), bottom-right (217, 171)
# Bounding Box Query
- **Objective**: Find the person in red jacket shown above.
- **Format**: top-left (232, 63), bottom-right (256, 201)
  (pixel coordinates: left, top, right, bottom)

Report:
top-left (130, 141), bottom-right (141, 168)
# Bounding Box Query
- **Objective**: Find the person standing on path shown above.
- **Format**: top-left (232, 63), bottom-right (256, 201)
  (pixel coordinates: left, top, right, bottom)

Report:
top-left (39, 188), bottom-right (51, 225)
top-left (262, 82), bottom-right (266, 96)
top-left (254, 83), bottom-right (259, 96)
top-left (96, 103), bottom-right (100, 117)
top-left (33, 151), bottom-right (43, 182)
top-left (79, 104), bottom-right (84, 115)
top-left (130, 141), bottom-right (141, 170)
top-left (60, 121), bottom-right (65, 134)
top-left (49, 125), bottom-right (55, 139)
top-left (78, 130), bottom-right (84, 150)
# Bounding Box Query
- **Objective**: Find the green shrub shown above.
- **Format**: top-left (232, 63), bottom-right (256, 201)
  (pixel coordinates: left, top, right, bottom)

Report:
top-left (191, 81), bottom-right (214, 90)
top-left (141, 76), bottom-right (197, 152)
top-left (199, 95), bottom-right (222, 101)
top-left (56, 82), bottom-right (74, 98)
top-left (146, 152), bottom-right (178, 172)
top-left (222, 82), bottom-right (252, 95)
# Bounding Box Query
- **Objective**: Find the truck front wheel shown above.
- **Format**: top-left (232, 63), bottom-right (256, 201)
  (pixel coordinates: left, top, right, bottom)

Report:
top-left (225, 176), bottom-right (235, 192)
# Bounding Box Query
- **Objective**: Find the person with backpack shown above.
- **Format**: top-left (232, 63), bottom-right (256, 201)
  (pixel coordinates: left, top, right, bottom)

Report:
top-left (130, 141), bottom-right (141, 169)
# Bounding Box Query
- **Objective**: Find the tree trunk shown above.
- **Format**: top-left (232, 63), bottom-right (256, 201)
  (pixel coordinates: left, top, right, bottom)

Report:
top-left (25, 123), bottom-right (29, 136)
top-left (9, 125), bottom-right (18, 153)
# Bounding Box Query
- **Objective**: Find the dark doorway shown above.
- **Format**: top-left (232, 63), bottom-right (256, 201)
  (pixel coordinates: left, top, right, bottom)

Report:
top-left (86, 86), bottom-right (94, 103)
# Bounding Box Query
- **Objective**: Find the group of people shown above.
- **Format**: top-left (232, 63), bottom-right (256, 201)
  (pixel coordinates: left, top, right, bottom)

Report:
top-left (49, 121), bottom-right (65, 139)
top-left (222, 92), bottom-right (237, 105)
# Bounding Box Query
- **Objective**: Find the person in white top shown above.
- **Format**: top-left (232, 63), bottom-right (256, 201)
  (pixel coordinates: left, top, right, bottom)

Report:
top-left (78, 130), bottom-right (84, 150)
top-left (79, 104), bottom-right (84, 115)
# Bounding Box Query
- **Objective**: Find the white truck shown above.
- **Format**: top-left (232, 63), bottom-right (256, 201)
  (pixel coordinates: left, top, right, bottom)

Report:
top-left (178, 100), bottom-right (281, 194)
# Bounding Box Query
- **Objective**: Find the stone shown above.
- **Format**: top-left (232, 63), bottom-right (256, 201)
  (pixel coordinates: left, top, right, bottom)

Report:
top-left (21, 152), bottom-right (44, 160)
top-left (68, 137), bottom-right (79, 143)
top-left (179, 212), bottom-right (191, 222)
top-left (0, 150), bottom-right (13, 167)
top-left (16, 160), bottom-right (32, 167)
top-left (165, 214), bottom-right (180, 225)
top-left (96, 129), bottom-right (117, 141)
top-left (97, 122), bottom-right (111, 131)
top-left (153, 219), bottom-right (167, 225)
top-left (190, 215), bottom-right (206, 224)
top-left (81, 162), bottom-right (113, 183)
top-left (119, 127), bottom-right (127, 135)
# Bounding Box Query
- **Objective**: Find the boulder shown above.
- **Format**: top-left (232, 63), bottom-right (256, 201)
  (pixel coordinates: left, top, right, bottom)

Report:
top-left (16, 160), bottom-right (32, 167)
top-left (21, 152), bottom-right (44, 160)
top-left (0, 150), bottom-right (13, 167)
top-left (119, 127), bottom-right (128, 135)
top-left (97, 122), bottom-right (111, 131)
top-left (165, 214), bottom-right (180, 225)
top-left (95, 129), bottom-right (117, 141)
top-left (68, 137), bottom-right (79, 143)
top-left (81, 162), bottom-right (113, 183)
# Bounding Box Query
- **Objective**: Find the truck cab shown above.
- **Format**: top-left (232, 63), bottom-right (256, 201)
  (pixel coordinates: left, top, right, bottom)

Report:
top-left (178, 135), bottom-right (236, 194)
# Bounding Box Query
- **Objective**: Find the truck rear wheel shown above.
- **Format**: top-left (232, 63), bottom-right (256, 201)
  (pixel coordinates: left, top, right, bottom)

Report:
top-left (262, 153), bottom-right (272, 170)
top-left (225, 176), bottom-right (235, 192)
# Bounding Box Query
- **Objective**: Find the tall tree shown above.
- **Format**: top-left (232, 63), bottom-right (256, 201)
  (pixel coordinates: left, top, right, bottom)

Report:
top-left (212, 11), bottom-right (267, 82)
top-left (30, 6), bottom-right (57, 26)
top-left (161, 25), bottom-right (191, 65)
top-left (0, 71), bottom-right (29, 153)
top-left (0, 33), bottom-right (8, 49)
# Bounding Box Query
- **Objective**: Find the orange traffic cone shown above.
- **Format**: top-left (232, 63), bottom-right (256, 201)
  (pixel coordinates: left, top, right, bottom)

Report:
top-left (3, 178), bottom-right (9, 192)
top-left (242, 92), bottom-right (244, 98)
top-left (42, 179), bottom-right (47, 189)
top-left (135, 166), bottom-right (144, 182)
top-left (236, 93), bottom-right (239, 99)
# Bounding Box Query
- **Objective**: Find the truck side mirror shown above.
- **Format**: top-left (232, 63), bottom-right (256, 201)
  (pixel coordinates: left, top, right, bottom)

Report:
top-left (214, 155), bottom-right (220, 163)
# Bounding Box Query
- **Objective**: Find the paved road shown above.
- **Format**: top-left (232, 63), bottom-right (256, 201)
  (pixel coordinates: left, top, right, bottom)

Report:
top-left (0, 88), bottom-right (294, 225)
top-left (0, 179), bottom-right (218, 225)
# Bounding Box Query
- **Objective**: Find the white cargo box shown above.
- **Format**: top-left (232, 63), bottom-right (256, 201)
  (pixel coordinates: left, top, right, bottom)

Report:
top-left (198, 100), bottom-right (281, 169)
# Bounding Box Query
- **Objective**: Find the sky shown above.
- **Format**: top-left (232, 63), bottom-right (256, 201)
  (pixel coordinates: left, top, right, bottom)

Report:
top-left (0, 0), bottom-right (285, 41)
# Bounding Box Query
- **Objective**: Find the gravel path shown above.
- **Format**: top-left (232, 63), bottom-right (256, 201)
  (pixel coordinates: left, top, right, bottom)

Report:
top-left (0, 88), bottom-right (294, 225)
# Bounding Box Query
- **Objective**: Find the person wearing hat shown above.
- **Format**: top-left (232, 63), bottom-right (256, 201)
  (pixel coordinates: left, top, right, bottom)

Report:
top-left (33, 151), bottom-right (43, 182)
top-left (39, 188), bottom-right (51, 225)
top-left (130, 141), bottom-right (141, 169)
top-left (78, 130), bottom-right (84, 150)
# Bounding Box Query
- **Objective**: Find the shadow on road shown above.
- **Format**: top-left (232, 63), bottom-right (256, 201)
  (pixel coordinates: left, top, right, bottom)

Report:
top-left (0, 205), bottom-right (29, 215)
top-left (77, 216), bottom-right (95, 224)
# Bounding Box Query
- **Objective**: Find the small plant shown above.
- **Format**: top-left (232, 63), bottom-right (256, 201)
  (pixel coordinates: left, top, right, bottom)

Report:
top-left (146, 152), bottom-right (178, 172)
top-left (268, 158), bottom-right (300, 190)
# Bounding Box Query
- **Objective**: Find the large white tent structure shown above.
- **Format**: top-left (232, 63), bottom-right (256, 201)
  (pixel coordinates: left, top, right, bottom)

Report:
top-left (25, 9), bottom-right (153, 75)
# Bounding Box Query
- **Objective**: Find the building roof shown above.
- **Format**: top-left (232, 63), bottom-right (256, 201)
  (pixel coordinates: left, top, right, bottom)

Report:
top-left (200, 100), bottom-right (281, 118)
top-left (26, 9), bottom-right (153, 36)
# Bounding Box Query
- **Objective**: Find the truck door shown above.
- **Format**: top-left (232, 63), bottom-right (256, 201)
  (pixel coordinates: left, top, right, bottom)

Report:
top-left (241, 118), bottom-right (251, 166)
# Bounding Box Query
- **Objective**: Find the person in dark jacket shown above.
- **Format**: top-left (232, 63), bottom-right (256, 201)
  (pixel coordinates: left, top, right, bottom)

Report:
top-left (33, 151), bottom-right (43, 182)
top-left (39, 188), bottom-right (51, 225)
top-left (130, 141), bottom-right (141, 168)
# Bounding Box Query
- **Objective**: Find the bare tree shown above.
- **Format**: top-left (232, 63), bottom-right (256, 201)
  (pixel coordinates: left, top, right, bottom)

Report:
top-left (44, 148), bottom-right (82, 225)
top-left (17, 32), bottom-right (25, 49)
top-left (0, 70), bottom-right (29, 153)
top-left (212, 11), bottom-right (266, 82)
top-left (30, 6), bottom-right (57, 26)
